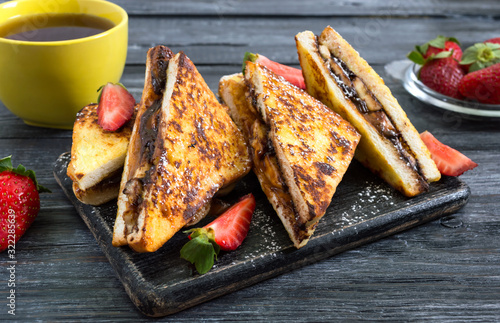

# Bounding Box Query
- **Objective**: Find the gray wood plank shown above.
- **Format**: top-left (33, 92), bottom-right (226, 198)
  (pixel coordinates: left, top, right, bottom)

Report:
top-left (111, 0), bottom-right (500, 17)
top-left (122, 16), bottom-right (500, 65)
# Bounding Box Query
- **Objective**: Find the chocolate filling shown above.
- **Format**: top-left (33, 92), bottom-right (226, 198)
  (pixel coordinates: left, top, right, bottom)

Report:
top-left (139, 99), bottom-right (162, 165)
top-left (318, 43), bottom-right (425, 179)
top-left (245, 82), bottom-right (308, 235)
top-left (122, 48), bottom-right (170, 231)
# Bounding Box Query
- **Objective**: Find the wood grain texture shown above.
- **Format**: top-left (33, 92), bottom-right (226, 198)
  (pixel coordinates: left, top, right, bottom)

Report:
top-left (123, 16), bottom-right (500, 65)
top-left (0, 0), bottom-right (499, 321)
top-left (112, 0), bottom-right (500, 17)
top-left (53, 152), bottom-right (469, 317)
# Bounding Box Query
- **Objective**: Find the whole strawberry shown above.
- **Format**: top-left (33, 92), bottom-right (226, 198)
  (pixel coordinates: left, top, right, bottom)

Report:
top-left (484, 37), bottom-right (500, 46)
top-left (458, 63), bottom-right (500, 104)
top-left (424, 36), bottom-right (462, 61)
top-left (419, 57), bottom-right (465, 99)
top-left (460, 42), bottom-right (500, 73)
top-left (0, 156), bottom-right (50, 252)
top-left (408, 35), bottom-right (462, 63)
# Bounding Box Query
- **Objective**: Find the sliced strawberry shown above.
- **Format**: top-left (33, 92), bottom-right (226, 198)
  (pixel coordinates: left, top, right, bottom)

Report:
top-left (97, 83), bottom-right (136, 131)
top-left (243, 52), bottom-right (306, 89)
top-left (180, 194), bottom-right (256, 274)
top-left (420, 131), bottom-right (477, 177)
top-left (205, 194), bottom-right (255, 251)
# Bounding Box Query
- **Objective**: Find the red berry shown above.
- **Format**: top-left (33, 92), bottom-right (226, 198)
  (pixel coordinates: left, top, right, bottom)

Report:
top-left (460, 42), bottom-right (500, 73)
top-left (458, 63), bottom-right (500, 104)
top-left (97, 83), bottom-right (136, 131)
top-left (420, 131), bottom-right (477, 176)
top-left (484, 37), bottom-right (500, 45)
top-left (419, 57), bottom-right (465, 99)
top-left (408, 36), bottom-right (462, 66)
top-left (180, 194), bottom-right (256, 274)
top-left (424, 40), bottom-right (463, 61)
top-left (244, 52), bottom-right (305, 89)
top-left (204, 193), bottom-right (256, 251)
top-left (0, 156), bottom-right (49, 252)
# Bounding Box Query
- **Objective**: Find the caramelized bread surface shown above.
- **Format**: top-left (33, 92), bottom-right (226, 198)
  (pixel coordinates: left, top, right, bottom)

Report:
top-left (245, 61), bottom-right (360, 230)
top-left (114, 50), bottom-right (251, 252)
top-left (67, 103), bottom-right (135, 205)
top-left (113, 45), bottom-right (174, 247)
top-left (219, 73), bottom-right (316, 248)
top-left (296, 27), bottom-right (440, 197)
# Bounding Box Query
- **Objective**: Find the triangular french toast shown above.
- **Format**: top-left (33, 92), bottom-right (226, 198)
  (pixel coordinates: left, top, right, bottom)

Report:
top-left (296, 27), bottom-right (441, 197)
top-left (219, 62), bottom-right (360, 248)
top-left (113, 48), bottom-right (251, 252)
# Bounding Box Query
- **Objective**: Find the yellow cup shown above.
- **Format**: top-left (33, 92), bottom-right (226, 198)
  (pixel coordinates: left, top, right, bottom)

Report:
top-left (0, 0), bottom-right (128, 129)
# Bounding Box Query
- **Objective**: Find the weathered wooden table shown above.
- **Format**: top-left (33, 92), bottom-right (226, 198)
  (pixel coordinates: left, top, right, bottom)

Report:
top-left (1, 0), bottom-right (499, 321)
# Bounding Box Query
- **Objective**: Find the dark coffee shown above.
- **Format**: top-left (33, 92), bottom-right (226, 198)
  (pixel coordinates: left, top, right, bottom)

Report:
top-left (0, 13), bottom-right (115, 42)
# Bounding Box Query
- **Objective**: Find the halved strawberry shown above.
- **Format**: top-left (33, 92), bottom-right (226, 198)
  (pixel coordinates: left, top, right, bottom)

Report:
top-left (180, 193), bottom-right (256, 274)
top-left (420, 131), bottom-right (477, 176)
top-left (243, 52), bottom-right (306, 89)
top-left (97, 83), bottom-right (136, 131)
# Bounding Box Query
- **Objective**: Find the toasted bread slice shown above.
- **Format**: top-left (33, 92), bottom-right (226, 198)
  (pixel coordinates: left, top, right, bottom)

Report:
top-left (296, 27), bottom-right (440, 197)
top-left (245, 61), bottom-right (360, 230)
top-left (220, 73), bottom-right (313, 248)
top-left (113, 45), bottom-right (174, 247)
top-left (67, 103), bottom-right (135, 205)
top-left (113, 50), bottom-right (251, 252)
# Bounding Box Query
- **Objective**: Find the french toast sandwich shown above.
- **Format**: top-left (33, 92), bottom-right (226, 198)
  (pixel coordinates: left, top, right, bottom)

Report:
top-left (295, 26), bottom-right (441, 197)
top-left (219, 62), bottom-right (360, 248)
top-left (67, 103), bottom-right (136, 206)
top-left (112, 46), bottom-right (252, 252)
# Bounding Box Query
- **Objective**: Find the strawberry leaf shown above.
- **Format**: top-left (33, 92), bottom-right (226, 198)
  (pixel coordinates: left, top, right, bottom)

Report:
top-left (180, 228), bottom-right (220, 274)
top-left (407, 51), bottom-right (425, 65)
top-left (242, 52), bottom-right (258, 74)
top-left (0, 156), bottom-right (51, 193)
top-left (0, 155), bottom-right (13, 171)
top-left (446, 36), bottom-right (460, 45)
top-left (460, 43), bottom-right (500, 72)
top-left (413, 36), bottom-right (461, 61)
top-left (96, 84), bottom-right (106, 104)
top-left (96, 82), bottom-right (129, 105)
top-left (416, 44), bottom-right (429, 56)
top-left (427, 35), bottom-right (447, 49)
top-left (432, 51), bottom-right (453, 59)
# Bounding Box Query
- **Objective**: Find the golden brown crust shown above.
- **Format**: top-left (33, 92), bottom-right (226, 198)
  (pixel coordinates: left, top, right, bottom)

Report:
top-left (114, 51), bottom-right (251, 252)
top-left (72, 170), bottom-right (121, 206)
top-left (67, 103), bottom-right (134, 192)
top-left (219, 73), bottom-right (315, 248)
top-left (245, 61), bottom-right (360, 226)
top-left (113, 46), bottom-right (174, 248)
top-left (121, 45), bottom-right (175, 188)
top-left (296, 27), bottom-right (440, 197)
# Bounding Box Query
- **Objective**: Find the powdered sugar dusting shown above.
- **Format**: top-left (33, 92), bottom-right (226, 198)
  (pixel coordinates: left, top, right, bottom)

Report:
top-left (333, 180), bottom-right (398, 229)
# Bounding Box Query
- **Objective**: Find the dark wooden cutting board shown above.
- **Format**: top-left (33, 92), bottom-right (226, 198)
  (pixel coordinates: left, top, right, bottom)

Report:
top-left (54, 152), bottom-right (470, 317)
